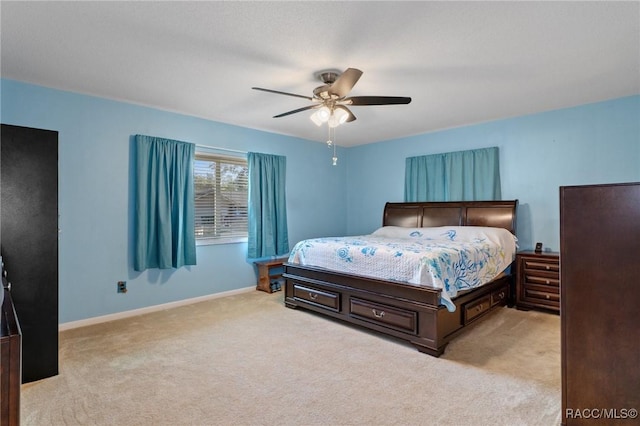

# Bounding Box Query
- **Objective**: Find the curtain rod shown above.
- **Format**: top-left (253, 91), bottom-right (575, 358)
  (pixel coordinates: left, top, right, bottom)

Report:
top-left (195, 144), bottom-right (247, 155)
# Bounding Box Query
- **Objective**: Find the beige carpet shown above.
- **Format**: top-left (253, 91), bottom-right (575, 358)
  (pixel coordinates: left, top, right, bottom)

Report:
top-left (22, 291), bottom-right (561, 425)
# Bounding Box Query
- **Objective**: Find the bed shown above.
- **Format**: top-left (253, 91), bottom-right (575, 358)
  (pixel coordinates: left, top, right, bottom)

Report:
top-left (283, 200), bottom-right (518, 356)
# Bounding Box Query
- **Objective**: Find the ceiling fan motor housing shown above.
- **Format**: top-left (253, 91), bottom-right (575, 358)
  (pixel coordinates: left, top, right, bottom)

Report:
top-left (313, 85), bottom-right (339, 100)
top-left (313, 70), bottom-right (344, 100)
top-left (313, 70), bottom-right (343, 100)
top-left (316, 70), bottom-right (341, 84)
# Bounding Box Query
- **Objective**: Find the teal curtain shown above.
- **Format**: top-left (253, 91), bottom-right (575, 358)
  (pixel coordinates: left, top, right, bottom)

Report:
top-left (247, 152), bottom-right (289, 258)
top-left (134, 135), bottom-right (196, 271)
top-left (404, 147), bottom-right (501, 202)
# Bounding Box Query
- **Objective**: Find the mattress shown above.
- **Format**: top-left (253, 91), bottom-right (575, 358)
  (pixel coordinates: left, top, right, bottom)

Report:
top-left (287, 226), bottom-right (518, 311)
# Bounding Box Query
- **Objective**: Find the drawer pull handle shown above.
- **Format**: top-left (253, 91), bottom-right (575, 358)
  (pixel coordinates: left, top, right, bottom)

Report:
top-left (498, 291), bottom-right (505, 299)
top-left (372, 309), bottom-right (385, 318)
top-left (308, 292), bottom-right (318, 300)
top-left (546, 280), bottom-right (550, 284)
top-left (476, 305), bottom-right (484, 312)
top-left (546, 265), bottom-right (550, 270)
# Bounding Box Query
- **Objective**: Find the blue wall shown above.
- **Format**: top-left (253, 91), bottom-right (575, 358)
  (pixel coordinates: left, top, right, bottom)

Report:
top-left (2, 79), bottom-right (639, 323)
top-left (345, 95), bottom-right (640, 251)
top-left (1, 79), bottom-right (348, 323)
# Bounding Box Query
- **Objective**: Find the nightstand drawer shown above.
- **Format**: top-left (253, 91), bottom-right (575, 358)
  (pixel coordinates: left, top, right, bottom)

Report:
top-left (523, 284), bottom-right (560, 303)
top-left (349, 298), bottom-right (417, 334)
top-left (293, 284), bottom-right (340, 312)
top-left (525, 274), bottom-right (559, 287)
top-left (523, 260), bottom-right (559, 273)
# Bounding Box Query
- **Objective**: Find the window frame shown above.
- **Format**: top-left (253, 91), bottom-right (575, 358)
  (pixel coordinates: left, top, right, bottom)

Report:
top-left (193, 151), bottom-right (248, 246)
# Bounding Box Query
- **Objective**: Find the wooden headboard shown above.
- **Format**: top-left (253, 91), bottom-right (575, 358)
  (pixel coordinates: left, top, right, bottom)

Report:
top-left (383, 200), bottom-right (518, 234)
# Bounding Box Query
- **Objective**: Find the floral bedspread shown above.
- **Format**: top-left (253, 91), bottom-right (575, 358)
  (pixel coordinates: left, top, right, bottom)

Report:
top-left (287, 226), bottom-right (517, 312)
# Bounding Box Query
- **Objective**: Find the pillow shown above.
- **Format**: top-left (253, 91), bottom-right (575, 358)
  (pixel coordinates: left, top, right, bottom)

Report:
top-left (435, 226), bottom-right (518, 249)
top-left (370, 226), bottom-right (429, 239)
top-left (371, 225), bottom-right (518, 249)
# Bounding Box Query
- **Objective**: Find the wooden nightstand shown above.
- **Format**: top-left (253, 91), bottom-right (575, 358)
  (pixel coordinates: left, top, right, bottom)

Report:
top-left (254, 257), bottom-right (288, 293)
top-left (516, 251), bottom-right (560, 313)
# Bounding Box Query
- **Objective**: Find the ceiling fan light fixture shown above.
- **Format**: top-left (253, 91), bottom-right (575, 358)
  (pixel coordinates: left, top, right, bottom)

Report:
top-left (334, 107), bottom-right (349, 124)
top-left (311, 106), bottom-right (332, 126)
top-left (328, 107), bottom-right (349, 128)
top-left (317, 106), bottom-right (331, 122)
top-left (310, 111), bottom-right (323, 126)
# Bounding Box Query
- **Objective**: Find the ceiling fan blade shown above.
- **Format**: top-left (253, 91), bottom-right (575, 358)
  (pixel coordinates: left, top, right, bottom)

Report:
top-left (335, 105), bottom-right (356, 122)
top-left (328, 68), bottom-right (363, 98)
top-left (273, 104), bottom-right (318, 118)
top-left (252, 87), bottom-right (313, 101)
top-left (344, 96), bottom-right (412, 106)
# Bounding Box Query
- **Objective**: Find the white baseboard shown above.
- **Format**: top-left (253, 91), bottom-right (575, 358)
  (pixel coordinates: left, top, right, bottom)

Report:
top-left (59, 286), bottom-right (255, 331)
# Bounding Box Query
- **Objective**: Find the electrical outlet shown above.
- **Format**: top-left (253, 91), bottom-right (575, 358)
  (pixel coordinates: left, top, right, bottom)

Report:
top-left (117, 281), bottom-right (127, 293)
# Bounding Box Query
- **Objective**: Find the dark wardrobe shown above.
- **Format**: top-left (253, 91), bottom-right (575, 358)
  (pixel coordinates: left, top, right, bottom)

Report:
top-left (560, 182), bottom-right (640, 425)
top-left (1, 124), bottom-right (59, 383)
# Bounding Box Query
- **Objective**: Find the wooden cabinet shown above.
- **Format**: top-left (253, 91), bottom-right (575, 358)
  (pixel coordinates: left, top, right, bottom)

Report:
top-left (1, 258), bottom-right (21, 426)
top-left (1, 124), bottom-right (59, 383)
top-left (254, 257), bottom-right (288, 293)
top-left (516, 251), bottom-right (560, 313)
top-left (560, 182), bottom-right (640, 425)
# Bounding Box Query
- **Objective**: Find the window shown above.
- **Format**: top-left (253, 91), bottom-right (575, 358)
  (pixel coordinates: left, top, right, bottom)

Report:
top-left (194, 152), bottom-right (248, 244)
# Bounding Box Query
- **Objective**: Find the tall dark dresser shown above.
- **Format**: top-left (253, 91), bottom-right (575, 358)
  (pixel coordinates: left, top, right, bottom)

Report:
top-left (560, 182), bottom-right (640, 425)
top-left (1, 124), bottom-right (59, 383)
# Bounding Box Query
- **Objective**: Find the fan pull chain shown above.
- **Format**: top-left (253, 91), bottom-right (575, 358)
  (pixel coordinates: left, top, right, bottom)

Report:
top-left (331, 126), bottom-right (338, 166)
top-left (325, 119), bottom-right (337, 166)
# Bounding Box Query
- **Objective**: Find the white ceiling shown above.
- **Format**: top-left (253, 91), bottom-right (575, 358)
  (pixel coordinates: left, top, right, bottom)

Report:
top-left (1, 1), bottom-right (639, 147)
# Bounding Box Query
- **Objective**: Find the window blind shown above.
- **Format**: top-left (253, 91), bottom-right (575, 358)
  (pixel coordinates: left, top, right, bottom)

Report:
top-left (194, 152), bottom-right (248, 243)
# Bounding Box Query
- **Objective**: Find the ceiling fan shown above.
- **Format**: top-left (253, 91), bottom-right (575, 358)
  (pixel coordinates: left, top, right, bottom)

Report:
top-left (252, 68), bottom-right (411, 127)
